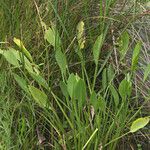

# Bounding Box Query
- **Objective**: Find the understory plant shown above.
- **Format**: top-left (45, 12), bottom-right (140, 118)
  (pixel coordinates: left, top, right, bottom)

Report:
top-left (0, 21), bottom-right (149, 149)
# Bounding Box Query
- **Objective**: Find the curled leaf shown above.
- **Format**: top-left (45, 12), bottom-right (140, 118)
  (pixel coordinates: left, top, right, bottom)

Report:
top-left (13, 38), bottom-right (33, 62)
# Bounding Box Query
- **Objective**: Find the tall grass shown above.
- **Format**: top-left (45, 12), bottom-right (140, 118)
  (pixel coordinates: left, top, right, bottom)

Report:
top-left (0, 0), bottom-right (150, 149)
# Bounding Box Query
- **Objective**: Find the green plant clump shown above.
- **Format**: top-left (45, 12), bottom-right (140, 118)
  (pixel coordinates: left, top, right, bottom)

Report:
top-left (0, 0), bottom-right (150, 149)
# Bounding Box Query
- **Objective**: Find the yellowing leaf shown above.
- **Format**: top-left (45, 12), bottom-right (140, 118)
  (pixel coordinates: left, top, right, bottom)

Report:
top-left (77, 21), bottom-right (85, 49)
top-left (13, 38), bottom-right (33, 62)
top-left (130, 117), bottom-right (149, 133)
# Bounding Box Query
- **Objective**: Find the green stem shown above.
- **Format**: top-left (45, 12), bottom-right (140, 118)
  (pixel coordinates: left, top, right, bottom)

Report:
top-left (104, 132), bottom-right (130, 147)
top-left (84, 68), bottom-right (92, 94)
top-left (82, 128), bottom-right (98, 150)
top-left (92, 64), bottom-right (98, 92)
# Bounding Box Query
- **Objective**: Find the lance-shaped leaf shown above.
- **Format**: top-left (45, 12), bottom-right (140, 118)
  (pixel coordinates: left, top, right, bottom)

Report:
top-left (0, 49), bottom-right (20, 67)
top-left (93, 34), bottom-right (103, 65)
top-left (119, 77), bottom-right (132, 101)
top-left (131, 42), bottom-right (141, 71)
top-left (74, 78), bottom-right (86, 109)
top-left (143, 64), bottom-right (150, 82)
top-left (29, 72), bottom-right (49, 90)
top-left (44, 25), bottom-right (61, 49)
top-left (90, 92), bottom-right (106, 112)
top-left (109, 84), bottom-right (119, 107)
top-left (0, 48), bottom-right (34, 72)
top-left (44, 27), bottom-right (55, 47)
top-left (90, 91), bottom-right (98, 112)
top-left (60, 81), bottom-right (69, 98)
top-left (44, 25), bottom-right (67, 76)
top-left (119, 31), bottom-right (130, 60)
top-left (55, 48), bottom-right (67, 76)
top-left (13, 73), bottom-right (30, 94)
top-left (28, 85), bottom-right (48, 108)
top-left (130, 117), bottom-right (149, 133)
top-left (67, 73), bottom-right (77, 99)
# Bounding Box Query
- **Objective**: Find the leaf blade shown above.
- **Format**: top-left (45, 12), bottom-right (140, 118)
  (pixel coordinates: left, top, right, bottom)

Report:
top-left (93, 34), bottom-right (103, 65)
top-left (28, 85), bottom-right (48, 108)
top-left (130, 117), bottom-right (149, 133)
top-left (13, 73), bottom-right (29, 94)
top-left (131, 42), bottom-right (141, 71)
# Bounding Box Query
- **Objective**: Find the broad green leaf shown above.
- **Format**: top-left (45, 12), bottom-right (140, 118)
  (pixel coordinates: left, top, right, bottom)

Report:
top-left (131, 42), bottom-right (141, 71)
top-left (44, 27), bottom-right (55, 47)
top-left (74, 79), bottom-right (86, 109)
top-left (28, 85), bottom-right (48, 108)
top-left (0, 49), bottom-right (19, 67)
top-left (9, 48), bottom-right (34, 72)
top-left (67, 73), bottom-right (77, 99)
top-left (130, 117), bottom-right (149, 133)
top-left (93, 34), bottom-right (103, 65)
top-left (29, 72), bottom-right (49, 90)
top-left (60, 81), bottom-right (69, 98)
top-left (44, 25), bottom-right (66, 76)
top-left (143, 64), bottom-right (150, 82)
top-left (98, 95), bottom-right (106, 112)
top-left (119, 78), bottom-right (132, 100)
top-left (119, 31), bottom-right (130, 60)
top-left (13, 73), bottom-right (29, 94)
top-left (109, 85), bottom-right (119, 107)
top-left (90, 91), bottom-right (98, 112)
top-left (13, 38), bottom-right (33, 62)
top-left (0, 48), bottom-right (35, 73)
top-left (55, 49), bottom-right (67, 76)
top-left (44, 25), bottom-right (61, 49)
top-left (76, 21), bottom-right (85, 49)
top-left (90, 92), bottom-right (106, 112)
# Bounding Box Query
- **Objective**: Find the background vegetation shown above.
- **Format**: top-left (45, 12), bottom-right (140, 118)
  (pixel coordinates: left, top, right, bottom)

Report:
top-left (0, 0), bottom-right (150, 149)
